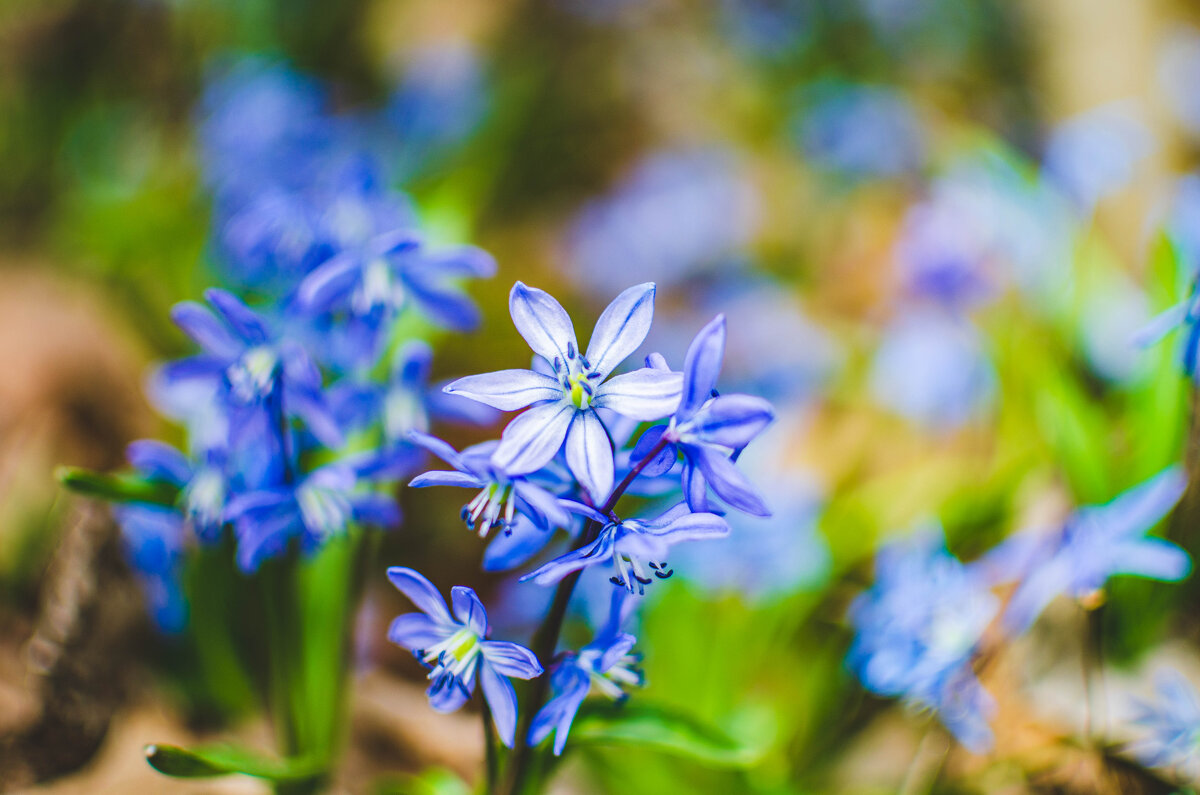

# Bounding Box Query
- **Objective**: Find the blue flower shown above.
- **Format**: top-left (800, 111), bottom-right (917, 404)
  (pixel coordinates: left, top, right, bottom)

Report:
top-left (795, 82), bottom-right (925, 181)
top-left (847, 525), bottom-right (998, 752)
top-left (163, 288), bottom-right (342, 448)
top-left (445, 282), bottom-right (683, 501)
top-left (225, 464), bottom-right (400, 572)
top-left (640, 315), bottom-right (774, 516)
top-left (529, 590), bottom-right (642, 755)
top-left (112, 504), bottom-right (188, 634)
top-left (869, 309), bottom-right (995, 430)
top-left (296, 230), bottom-right (495, 358)
top-left (989, 467), bottom-right (1189, 634)
top-left (127, 439), bottom-right (227, 544)
top-left (522, 502), bottom-right (728, 594)
top-left (385, 567), bottom-right (543, 747)
top-left (407, 431), bottom-right (573, 570)
top-left (1128, 669), bottom-right (1200, 774)
top-left (1043, 102), bottom-right (1154, 214)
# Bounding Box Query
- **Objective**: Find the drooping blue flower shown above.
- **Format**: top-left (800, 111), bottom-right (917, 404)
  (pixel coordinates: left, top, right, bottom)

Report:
top-left (112, 504), bottom-right (188, 634)
top-left (869, 308), bottom-right (995, 430)
top-left (988, 467), bottom-right (1189, 634)
top-left (225, 463), bottom-right (400, 572)
top-left (386, 567), bottom-right (543, 747)
top-left (522, 502), bottom-right (728, 594)
top-left (1042, 101), bottom-right (1154, 214)
top-left (1128, 669), bottom-right (1200, 774)
top-left (296, 229), bottom-right (495, 360)
top-left (444, 282), bottom-right (683, 501)
top-left (847, 525), bottom-right (998, 752)
top-left (407, 431), bottom-right (573, 570)
top-left (163, 288), bottom-right (342, 449)
top-left (564, 149), bottom-right (758, 294)
top-left (636, 315), bottom-right (774, 516)
top-left (529, 589), bottom-right (643, 755)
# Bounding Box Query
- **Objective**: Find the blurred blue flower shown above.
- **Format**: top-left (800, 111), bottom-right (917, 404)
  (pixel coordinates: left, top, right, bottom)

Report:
top-left (869, 309), bottom-right (995, 430)
top-left (386, 567), bottom-right (543, 747)
top-left (530, 589), bottom-right (642, 755)
top-left (1043, 102), bottom-right (1154, 214)
top-left (1165, 175), bottom-right (1200, 275)
top-left (226, 463), bottom-right (401, 572)
top-left (162, 289), bottom-right (343, 449)
top-left (522, 502), bottom-right (728, 594)
top-left (1128, 670), bottom-right (1200, 774)
top-left (445, 282), bottom-right (682, 501)
top-left (112, 504), bottom-right (188, 634)
top-left (564, 150), bottom-right (758, 294)
top-left (988, 467), bottom-right (1189, 633)
top-left (296, 230), bottom-right (495, 362)
top-left (127, 439), bottom-right (227, 544)
top-left (639, 314), bottom-right (774, 516)
top-left (718, 0), bottom-right (813, 59)
top-left (795, 83), bottom-right (925, 181)
top-left (847, 525), bottom-right (998, 752)
top-left (1079, 278), bottom-right (1152, 383)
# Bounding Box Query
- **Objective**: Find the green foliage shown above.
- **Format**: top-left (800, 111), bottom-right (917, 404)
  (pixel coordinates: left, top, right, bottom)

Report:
top-left (55, 465), bottom-right (179, 506)
top-left (143, 742), bottom-right (322, 781)
top-left (568, 701), bottom-right (762, 768)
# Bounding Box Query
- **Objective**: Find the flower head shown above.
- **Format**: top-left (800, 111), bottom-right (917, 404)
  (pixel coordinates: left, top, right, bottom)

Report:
top-left (1129, 670), bottom-right (1200, 775)
top-left (522, 502), bottom-right (728, 594)
top-left (386, 567), bottom-right (543, 746)
top-left (847, 525), bottom-right (998, 752)
top-left (642, 315), bottom-right (774, 515)
top-left (991, 467), bottom-right (1190, 633)
top-left (529, 590), bottom-right (643, 755)
top-left (445, 282), bottom-right (682, 501)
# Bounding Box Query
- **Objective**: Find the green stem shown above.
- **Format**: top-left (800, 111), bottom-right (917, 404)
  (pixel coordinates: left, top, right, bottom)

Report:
top-left (498, 435), bottom-right (670, 795)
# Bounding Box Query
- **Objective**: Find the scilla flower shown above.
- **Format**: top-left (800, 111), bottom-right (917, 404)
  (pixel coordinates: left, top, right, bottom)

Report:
top-left (225, 463), bottom-right (401, 572)
top-left (521, 502), bottom-right (728, 594)
top-left (848, 525), bottom-right (998, 752)
top-left (991, 467), bottom-right (1189, 633)
top-left (635, 314), bottom-right (774, 515)
top-left (386, 567), bottom-right (543, 746)
top-left (530, 590), bottom-right (642, 755)
top-left (126, 440), bottom-right (227, 543)
top-left (445, 282), bottom-right (683, 501)
top-left (1129, 670), bottom-right (1200, 776)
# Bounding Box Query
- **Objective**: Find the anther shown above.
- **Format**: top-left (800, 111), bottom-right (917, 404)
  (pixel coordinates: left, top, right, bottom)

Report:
top-left (567, 341), bottom-right (576, 359)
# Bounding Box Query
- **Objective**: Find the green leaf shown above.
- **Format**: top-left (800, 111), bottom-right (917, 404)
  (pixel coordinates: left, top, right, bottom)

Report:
top-left (143, 743), bottom-right (323, 782)
top-left (56, 466), bottom-right (178, 506)
top-left (567, 701), bottom-right (761, 768)
top-left (372, 767), bottom-right (472, 795)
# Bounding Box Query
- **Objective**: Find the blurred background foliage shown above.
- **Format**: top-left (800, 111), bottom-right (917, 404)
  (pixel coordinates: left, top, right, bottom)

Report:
top-left (5, 0), bottom-right (1200, 792)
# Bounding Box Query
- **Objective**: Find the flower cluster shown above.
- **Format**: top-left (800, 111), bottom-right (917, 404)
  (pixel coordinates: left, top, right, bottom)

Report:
top-left (388, 281), bottom-right (776, 752)
top-left (108, 56), bottom-right (493, 628)
top-left (848, 467), bottom-right (1188, 751)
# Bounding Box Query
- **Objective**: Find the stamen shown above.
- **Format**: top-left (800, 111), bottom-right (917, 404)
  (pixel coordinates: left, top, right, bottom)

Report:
top-left (567, 341), bottom-right (576, 359)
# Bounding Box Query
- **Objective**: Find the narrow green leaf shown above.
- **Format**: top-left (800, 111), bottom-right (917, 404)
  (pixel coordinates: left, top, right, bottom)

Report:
top-left (567, 702), bottom-right (761, 768)
top-left (144, 743), bottom-right (323, 782)
top-left (56, 466), bottom-right (178, 506)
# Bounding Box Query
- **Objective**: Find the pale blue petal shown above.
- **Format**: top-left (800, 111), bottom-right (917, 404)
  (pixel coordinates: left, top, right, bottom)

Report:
top-left (170, 301), bottom-right (242, 359)
top-left (443, 369), bottom-right (562, 411)
top-left (408, 431), bottom-right (466, 470)
top-left (566, 410), bottom-right (614, 502)
top-left (388, 613), bottom-right (453, 651)
top-left (686, 393), bottom-right (774, 448)
top-left (593, 368), bottom-right (683, 421)
top-left (296, 252), bottom-right (361, 312)
top-left (492, 402), bottom-right (575, 475)
top-left (451, 586), bottom-right (490, 636)
top-left (204, 288), bottom-right (269, 344)
top-left (481, 640), bottom-right (543, 679)
top-left (509, 281), bottom-right (578, 365)
top-left (480, 661), bottom-right (519, 747)
top-left (521, 529), bottom-right (617, 585)
top-left (410, 470), bottom-right (484, 488)
top-left (387, 566), bottom-right (454, 626)
top-left (126, 440), bottom-right (192, 486)
top-left (585, 282), bottom-right (656, 378)
top-left (677, 314), bottom-right (725, 420)
top-left (1107, 538), bottom-right (1191, 582)
top-left (692, 445), bottom-right (770, 516)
